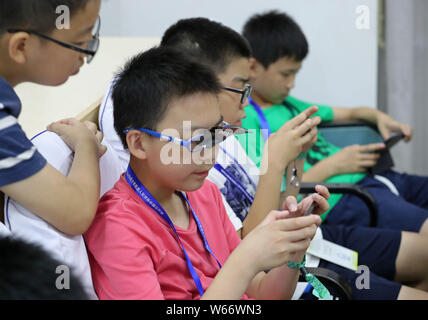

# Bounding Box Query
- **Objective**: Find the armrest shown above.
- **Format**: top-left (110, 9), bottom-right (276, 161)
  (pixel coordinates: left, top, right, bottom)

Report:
top-left (298, 267), bottom-right (353, 300)
top-left (300, 182), bottom-right (378, 227)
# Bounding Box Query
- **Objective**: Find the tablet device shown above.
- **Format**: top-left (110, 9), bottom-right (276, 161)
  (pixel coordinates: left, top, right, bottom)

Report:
top-left (384, 132), bottom-right (405, 150)
top-left (370, 132), bottom-right (405, 174)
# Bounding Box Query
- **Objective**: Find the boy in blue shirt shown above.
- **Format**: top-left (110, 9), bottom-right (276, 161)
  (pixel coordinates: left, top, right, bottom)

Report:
top-left (0, 0), bottom-right (105, 235)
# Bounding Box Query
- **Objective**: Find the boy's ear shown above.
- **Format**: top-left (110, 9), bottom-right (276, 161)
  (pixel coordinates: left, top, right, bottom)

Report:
top-left (8, 32), bottom-right (31, 64)
top-left (249, 57), bottom-right (263, 78)
top-left (126, 131), bottom-right (149, 160)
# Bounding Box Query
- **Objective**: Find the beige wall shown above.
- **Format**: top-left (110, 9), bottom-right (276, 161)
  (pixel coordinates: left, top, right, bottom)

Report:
top-left (15, 37), bottom-right (160, 138)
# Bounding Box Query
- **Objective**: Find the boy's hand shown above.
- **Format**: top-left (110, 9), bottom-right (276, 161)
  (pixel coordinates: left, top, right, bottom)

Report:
top-left (282, 184), bottom-right (330, 218)
top-left (377, 113), bottom-right (413, 142)
top-left (265, 106), bottom-right (320, 172)
top-left (47, 118), bottom-right (107, 158)
top-left (328, 143), bottom-right (385, 175)
top-left (239, 211), bottom-right (321, 274)
top-left (302, 125), bottom-right (318, 153)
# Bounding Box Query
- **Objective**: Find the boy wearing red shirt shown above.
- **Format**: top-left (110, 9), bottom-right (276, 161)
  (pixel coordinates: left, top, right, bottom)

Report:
top-left (84, 47), bottom-right (323, 300)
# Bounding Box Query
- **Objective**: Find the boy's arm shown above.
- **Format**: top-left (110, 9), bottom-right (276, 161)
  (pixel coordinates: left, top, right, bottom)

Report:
top-left (302, 143), bottom-right (384, 182)
top-left (241, 158), bottom-right (305, 238)
top-left (240, 163), bottom-right (284, 238)
top-left (331, 106), bottom-right (378, 123)
top-left (203, 214), bottom-right (319, 300)
top-left (247, 252), bottom-right (305, 300)
top-left (1, 119), bottom-right (105, 235)
top-left (241, 109), bottom-right (319, 238)
top-left (301, 156), bottom-right (337, 182)
top-left (303, 106), bottom-right (392, 182)
top-left (1, 142), bottom-right (100, 235)
top-left (332, 106), bottom-right (413, 141)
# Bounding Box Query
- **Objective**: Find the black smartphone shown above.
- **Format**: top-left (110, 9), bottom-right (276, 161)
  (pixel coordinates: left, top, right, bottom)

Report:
top-left (304, 200), bottom-right (316, 216)
top-left (384, 132), bottom-right (405, 150)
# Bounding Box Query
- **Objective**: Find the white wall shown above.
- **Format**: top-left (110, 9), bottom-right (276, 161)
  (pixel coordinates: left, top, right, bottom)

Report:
top-left (16, 0), bottom-right (378, 137)
top-left (16, 37), bottom-right (160, 137)
top-left (100, 0), bottom-right (379, 108)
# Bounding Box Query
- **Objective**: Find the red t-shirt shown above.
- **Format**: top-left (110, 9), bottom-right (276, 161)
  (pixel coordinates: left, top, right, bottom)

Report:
top-left (84, 176), bottom-right (249, 300)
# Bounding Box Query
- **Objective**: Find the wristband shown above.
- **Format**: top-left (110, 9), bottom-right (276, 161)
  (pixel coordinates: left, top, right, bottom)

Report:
top-left (286, 256), bottom-right (306, 269)
top-left (286, 256), bottom-right (332, 300)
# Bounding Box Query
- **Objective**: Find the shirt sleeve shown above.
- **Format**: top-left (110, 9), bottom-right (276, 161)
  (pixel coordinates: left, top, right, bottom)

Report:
top-left (84, 205), bottom-right (164, 300)
top-left (0, 112), bottom-right (47, 188)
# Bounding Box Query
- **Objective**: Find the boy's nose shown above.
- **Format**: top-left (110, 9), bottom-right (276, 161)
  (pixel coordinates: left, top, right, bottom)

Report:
top-left (287, 76), bottom-right (296, 89)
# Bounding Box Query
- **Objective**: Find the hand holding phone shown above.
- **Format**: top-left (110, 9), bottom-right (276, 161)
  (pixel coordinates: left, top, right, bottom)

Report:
top-left (304, 198), bottom-right (317, 216)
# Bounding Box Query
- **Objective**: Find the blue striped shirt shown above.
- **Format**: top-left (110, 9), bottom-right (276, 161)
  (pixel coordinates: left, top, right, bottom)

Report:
top-left (0, 76), bottom-right (46, 187)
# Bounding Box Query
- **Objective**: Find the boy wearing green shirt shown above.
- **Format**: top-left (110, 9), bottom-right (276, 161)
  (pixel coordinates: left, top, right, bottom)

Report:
top-left (239, 10), bottom-right (428, 235)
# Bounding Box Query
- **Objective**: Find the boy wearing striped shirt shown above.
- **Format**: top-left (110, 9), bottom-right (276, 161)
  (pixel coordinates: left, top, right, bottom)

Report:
top-left (0, 0), bottom-right (105, 235)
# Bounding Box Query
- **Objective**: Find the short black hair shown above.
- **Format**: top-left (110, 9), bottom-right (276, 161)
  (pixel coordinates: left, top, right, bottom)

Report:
top-left (243, 10), bottom-right (309, 68)
top-left (0, 0), bottom-right (91, 35)
top-left (0, 236), bottom-right (89, 299)
top-left (161, 18), bottom-right (252, 74)
top-left (113, 46), bottom-right (221, 149)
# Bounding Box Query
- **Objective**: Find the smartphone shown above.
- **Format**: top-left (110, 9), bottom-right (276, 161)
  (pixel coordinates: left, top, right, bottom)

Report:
top-left (384, 132), bottom-right (405, 150)
top-left (304, 201), bottom-right (316, 216)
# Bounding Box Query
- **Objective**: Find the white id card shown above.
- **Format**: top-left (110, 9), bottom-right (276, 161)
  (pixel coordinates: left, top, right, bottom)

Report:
top-left (307, 237), bottom-right (358, 271)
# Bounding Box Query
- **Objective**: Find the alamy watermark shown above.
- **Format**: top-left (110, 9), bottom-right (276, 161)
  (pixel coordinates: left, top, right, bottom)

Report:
top-left (355, 5), bottom-right (370, 30)
top-left (355, 265), bottom-right (370, 290)
top-left (152, 121), bottom-right (269, 175)
top-left (55, 5), bottom-right (70, 30)
top-left (55, 264), bottom-right (70, 290)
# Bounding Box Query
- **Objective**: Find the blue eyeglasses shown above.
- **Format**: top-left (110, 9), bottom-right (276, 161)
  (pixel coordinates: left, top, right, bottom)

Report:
top-left (123, 121), bottom-right (251, 152)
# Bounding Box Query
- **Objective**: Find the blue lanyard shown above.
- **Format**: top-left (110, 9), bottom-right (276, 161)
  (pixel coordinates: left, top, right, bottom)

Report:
top-left (248, 97), bottom-right (271, 141)
top-left (125, 166), bottom-right (222, 297)
top-left (214, 146), bottom-right (256, 203)
top-left (249, 97), bottom-right (298, 141)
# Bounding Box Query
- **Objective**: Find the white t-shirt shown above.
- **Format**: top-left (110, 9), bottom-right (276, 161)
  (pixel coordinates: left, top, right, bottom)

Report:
top-left (0, 222), bottom-right (10, 237)
top-left (98, 79), bottom-right (129, 172)
top-left (207, 137), bottom-right (259, 230)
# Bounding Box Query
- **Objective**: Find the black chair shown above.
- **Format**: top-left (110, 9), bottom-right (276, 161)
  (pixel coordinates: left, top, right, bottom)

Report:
top-left (298, 267), bottom-right (353, 300)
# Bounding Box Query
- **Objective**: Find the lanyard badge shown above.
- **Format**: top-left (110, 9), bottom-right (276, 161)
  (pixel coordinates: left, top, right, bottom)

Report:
top-left (125, 166), bottom-right (221, 297)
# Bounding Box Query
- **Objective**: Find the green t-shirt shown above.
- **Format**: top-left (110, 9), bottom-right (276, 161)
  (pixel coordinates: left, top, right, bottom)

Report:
top-left (236, 95), bottom-right (366, 221)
